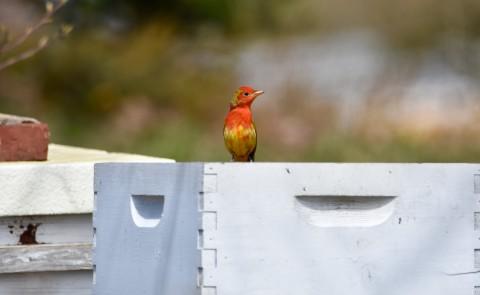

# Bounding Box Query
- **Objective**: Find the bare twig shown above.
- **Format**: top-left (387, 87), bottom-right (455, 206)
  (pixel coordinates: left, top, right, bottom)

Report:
top-left (0, 37), bottom-right (49, 71)
top-left (0, 0), bottom-right (71, 71)
top-left (0, 1), bottom-right (66, 54)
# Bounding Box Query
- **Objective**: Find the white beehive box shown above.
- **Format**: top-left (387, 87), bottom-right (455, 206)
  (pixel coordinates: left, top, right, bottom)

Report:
top-left (0, 144), bottom-right (172, 295)
top-left (94, 163), bottom-right (480, 295)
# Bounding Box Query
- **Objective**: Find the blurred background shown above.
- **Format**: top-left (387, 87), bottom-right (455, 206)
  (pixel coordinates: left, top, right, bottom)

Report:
top-left (1, 0), bottom-right (480, 162)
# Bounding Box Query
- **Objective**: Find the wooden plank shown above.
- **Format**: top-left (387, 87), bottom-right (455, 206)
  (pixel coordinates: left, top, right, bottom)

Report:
top-left (0, 214), bottom-right (92, 245)
top-left (0, 270), bottom-right (91, 295)
top-left (0, 243), bottom-right (92, 273)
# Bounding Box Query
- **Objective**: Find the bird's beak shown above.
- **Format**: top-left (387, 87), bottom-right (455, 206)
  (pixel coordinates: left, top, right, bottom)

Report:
top-left (253, 90), bottom-right (264, 97)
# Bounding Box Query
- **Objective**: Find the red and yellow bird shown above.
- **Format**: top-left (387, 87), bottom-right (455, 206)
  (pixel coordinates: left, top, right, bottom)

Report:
top-left (223, 86), bottom-right (264, 162)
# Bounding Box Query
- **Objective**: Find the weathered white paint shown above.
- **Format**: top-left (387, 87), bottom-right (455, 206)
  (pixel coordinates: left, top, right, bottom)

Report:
top-left (0, 144), bottom-right (173, 217)
top-left (0, 270), bottom-right (91, 295)
top-left (94, 163), bottom-right (480, 295)
top-left (0, 243), bottom-right (92, 273)
top-left (0, 145), bottom-right (172, 294)
top-left (0, 214), bottom-right (92, 245)
top-left (0, 214), bottom-right (93, 292)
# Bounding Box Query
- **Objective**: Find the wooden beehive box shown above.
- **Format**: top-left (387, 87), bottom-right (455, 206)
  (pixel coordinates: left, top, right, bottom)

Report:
top-left (0, 144), bottom-right (172, 294)
top-left (94, 163), bottom-right (480, 295)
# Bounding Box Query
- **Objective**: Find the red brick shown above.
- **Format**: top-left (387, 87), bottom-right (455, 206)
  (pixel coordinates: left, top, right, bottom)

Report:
top-left (0, 121), bottom-right (50, 161)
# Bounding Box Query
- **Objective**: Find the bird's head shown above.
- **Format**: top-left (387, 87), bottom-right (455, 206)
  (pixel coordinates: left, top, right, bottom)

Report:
top-left (230, 86), bottom-right (264, 109)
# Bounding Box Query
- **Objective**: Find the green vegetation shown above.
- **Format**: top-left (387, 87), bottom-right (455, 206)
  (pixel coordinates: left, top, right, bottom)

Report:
top-left (1, 0), bottom-right (480, 162)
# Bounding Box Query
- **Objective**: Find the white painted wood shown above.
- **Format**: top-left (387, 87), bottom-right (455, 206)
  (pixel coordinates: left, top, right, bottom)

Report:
top-left (0, 144), bottom-right (173, 293)
top-left (0, 270), bottom-right (92, 295)
top-left (130, 195), bottom-right (165, 228)
top-left (0, 214), bottom-right (93, 291)
top-left (294, 195), bottom-right (396, 227)
top-left (206, 163), bottom-right (479, 295)
top-left (94, 163), bottom-right (203, 295)
top-left (0, 214), bottom-right (92, 245)
top-left (0, 243), bottom-right (92, 273)
top-left (0, 144), bottom-right (173, 217)
top-left (94, 163), bottom-right (480, 295)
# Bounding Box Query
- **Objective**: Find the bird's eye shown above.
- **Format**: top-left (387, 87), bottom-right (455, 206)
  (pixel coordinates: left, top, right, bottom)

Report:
top-left (243, 92), bottom-right (249, 96)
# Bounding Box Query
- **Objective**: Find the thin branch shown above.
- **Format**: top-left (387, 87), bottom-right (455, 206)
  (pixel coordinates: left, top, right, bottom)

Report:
top-left (0, 1), bottom-right (66, 54)
top-left (0, 37), bottom-right (49, 71)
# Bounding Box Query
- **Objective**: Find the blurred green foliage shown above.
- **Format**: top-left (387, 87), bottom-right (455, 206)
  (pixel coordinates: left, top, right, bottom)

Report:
top-left (63, 0), bottom-right (480, 45)
top-left (1, 0), bottom-right (480, 162)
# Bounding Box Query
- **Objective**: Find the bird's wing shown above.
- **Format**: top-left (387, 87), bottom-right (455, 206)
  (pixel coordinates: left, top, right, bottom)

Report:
top-left (248, 122), bottom-right (257, 162)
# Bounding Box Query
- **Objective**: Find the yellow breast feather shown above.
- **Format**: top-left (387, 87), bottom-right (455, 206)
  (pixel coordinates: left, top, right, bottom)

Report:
top-left (223, 124), bottom-right (257, 161)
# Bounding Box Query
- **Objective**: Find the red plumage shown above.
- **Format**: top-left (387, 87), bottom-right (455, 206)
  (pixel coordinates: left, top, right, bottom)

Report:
top-left (223, 86), bottom-right (264, 162)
